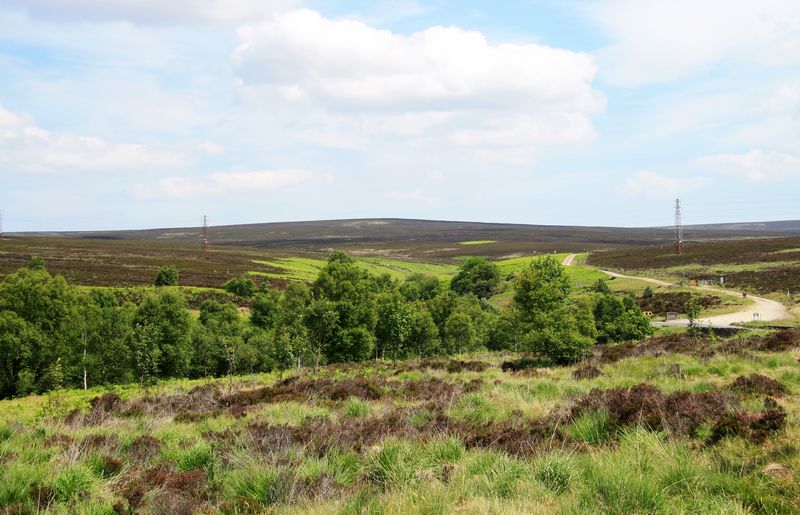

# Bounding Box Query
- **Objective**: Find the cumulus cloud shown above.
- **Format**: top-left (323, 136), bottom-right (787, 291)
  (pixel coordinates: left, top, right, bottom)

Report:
top-left (233, 9), bottom-right (603, 161)
top-left (5, 0), bottom-right (296, 25)
top-left (695, 150), bottom-right (800, 182)
top-left (131, 169), bottom-right (326, 199)
top-left (589, 0), bottom-right (800, 85)
top-left (0, 103), bottom-right (185, 173)
top-left (235, 10), bottom-right (600, 108)
top-left (619, 170), bottom-right (712, 199)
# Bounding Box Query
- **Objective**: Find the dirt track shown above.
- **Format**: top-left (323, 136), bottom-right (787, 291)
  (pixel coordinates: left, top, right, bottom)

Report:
top-left (602, 270), bottom-right (788, 327)
top-left (562, 254), bottom-right (789, 328)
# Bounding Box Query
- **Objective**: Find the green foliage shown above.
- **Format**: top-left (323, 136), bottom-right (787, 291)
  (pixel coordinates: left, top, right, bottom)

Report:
top-left (54, 464), bottom-right (94, 502)
top-left (569, 410), bottom-right (611, 445)
top-left (443, 311), bottom-right (478, 354)
top-left (192, 300), bottom-right (254, 377)
top-left (343, 397), bottom-right (371, 418)
top-left (375, 293), bottom-right (413, 360)
top-left (513, 256), bottom-right (571, 315)
top-left (450, 257), bottom-right (500, 298)
top-left (592, 278), bottom-right (611, 294)
top-left (133, 292), bottom-right (191, 378)
top-left (525, 325), bottom-right (594, 365)
top-left (311, 252), bottom-right (378, 364)
top-left (222, 276), bottom-right (257, 298)
top-left (594, 294), bottom-right (655, 343)
top-left (687, 297), bottom-right (702, 332)
top-left (250, 290), bottom-right (279, 330)
top-left (512, 257), bottom-right (594, 364)
top-left (534, 452), bottom-right (574, 494)
top-left (153, 265), bottom-right (178, 286)
top-left (405, 305), bottom-right (441, 357)
top-left (174, 443), bottom-right (215, 471)
top-left (367, 440), bottom-right (423, 489)
top-left (399, 273), bottom-right (442, 302)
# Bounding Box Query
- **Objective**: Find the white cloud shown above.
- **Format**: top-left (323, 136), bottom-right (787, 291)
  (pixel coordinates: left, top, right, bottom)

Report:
top-left (619, 170), bottom-right (712, 199)
top-left (6, 0), bottom-right (296, 25)
top-left (695, 150), bottom-right (800, 182)
top-left (235, 10), bottom-right (600, 109)
top-left (131, 169), bottom-right (324, 199)
top-left (589, 0), bottom-right (800, 85)
top-left (232, 9), bottom-right (603, 160)
top-left (0, 103), bottom-right (185, 173)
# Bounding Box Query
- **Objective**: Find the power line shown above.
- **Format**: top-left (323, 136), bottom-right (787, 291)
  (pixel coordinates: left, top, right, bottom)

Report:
top-left (674, 199), bottom-right (684, 254)
top-left (202, 215), bottom-right (209, 252)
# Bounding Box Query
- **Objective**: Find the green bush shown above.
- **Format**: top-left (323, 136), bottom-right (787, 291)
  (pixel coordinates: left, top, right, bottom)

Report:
top-left (153, 265), bottom-right (178, 286)
top-left (222, 277), bottom-right (257, 298)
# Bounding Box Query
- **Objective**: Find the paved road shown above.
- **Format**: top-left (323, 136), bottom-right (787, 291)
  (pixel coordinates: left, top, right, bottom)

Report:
top-left (562, 255), bottom-right (788, 328)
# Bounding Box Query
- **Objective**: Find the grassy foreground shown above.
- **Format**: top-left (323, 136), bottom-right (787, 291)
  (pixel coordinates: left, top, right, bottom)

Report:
top-left (1, 330), bottom-right (799, 514)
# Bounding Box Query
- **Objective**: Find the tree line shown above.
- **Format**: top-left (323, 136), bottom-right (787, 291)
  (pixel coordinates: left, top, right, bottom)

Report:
top-left (0, 253), bottom-right (653, 399)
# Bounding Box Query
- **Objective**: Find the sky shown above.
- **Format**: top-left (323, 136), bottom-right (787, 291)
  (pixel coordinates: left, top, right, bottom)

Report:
top-left (1, 0), bottom-right (799, 231)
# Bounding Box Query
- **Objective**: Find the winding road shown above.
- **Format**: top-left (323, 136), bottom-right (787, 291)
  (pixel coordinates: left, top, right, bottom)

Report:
top-left (561, 254), bottom-right (789, 328)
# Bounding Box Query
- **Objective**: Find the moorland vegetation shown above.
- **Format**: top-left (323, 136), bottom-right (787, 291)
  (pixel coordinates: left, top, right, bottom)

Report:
top-left (0, 253), bottom-right (653, 400)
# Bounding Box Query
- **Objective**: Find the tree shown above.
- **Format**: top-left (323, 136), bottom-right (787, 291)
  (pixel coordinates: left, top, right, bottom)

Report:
top-left (0, 311), bottom-right (45, 398)
top-left (332, 326), bottom-right (375, 363)
top-left (405, 304), bottom-right (441, 357)
top-left (222, 277), bottom-right (257, 298)
top-left (250, 289), bottom-right (280, 330)
top-left (400, 274), bottom-right (442, 302)
top-left (0, 263), bottom-right (83, 390)
top-left (525, 327), bottom-right (593, 365)
top-left (450, 257), bottom-right (500, 298)
top-left (486, 311), bottom-right (520, 352)
top-left (132, 292), bottom-right (191, 377)
top-left (130, 323), bottom-right (160, 387)
top-left (593, 294), bottom-right (653, 343)
top-left (154, 266), bottom-right (178, 286)
top-left (443, 311), bottom-right (478, 355)
top-left (514, 256), bottom-right (571, 316)
top-left (305, 299), bottom-right (339, 371)
top-left (311, 252), bottom-right (377, 363)
top-left (192, 300), bottom-right (247, 377)
top-left (512, 256), bottom-right (593, 365)
top-left (83, 293), bottom-right (134, 387)
top-left (642, 286), bottom-right (654, 299)
top-left (592, 278), bottom-right (611, 294)
top-left (374, 293), bottom-right (413, 360)
top-left (687, 297), bottom-right (702, 335)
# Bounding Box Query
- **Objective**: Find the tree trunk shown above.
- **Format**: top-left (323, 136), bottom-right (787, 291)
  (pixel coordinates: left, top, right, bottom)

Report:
top-left (82, 335), bottom-right (88, 390)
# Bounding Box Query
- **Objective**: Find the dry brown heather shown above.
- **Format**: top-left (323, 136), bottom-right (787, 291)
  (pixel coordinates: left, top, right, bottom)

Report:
top-left (0, 329), bottom-right (799, 513)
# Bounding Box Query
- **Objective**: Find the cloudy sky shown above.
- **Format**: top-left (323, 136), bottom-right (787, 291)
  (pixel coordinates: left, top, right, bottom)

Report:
top-left (1, 0), bottom-right (798, 231)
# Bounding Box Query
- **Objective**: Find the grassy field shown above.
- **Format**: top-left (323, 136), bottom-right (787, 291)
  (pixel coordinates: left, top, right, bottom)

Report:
top-left (251, 256), bottom-right (459, 282)
top-left (1, 329), bottom-right (798, 513)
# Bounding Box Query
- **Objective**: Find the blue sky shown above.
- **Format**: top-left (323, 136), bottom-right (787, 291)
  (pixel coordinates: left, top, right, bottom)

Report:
top-left (1, 0), bottom-right (798, 231)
